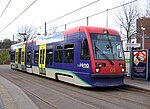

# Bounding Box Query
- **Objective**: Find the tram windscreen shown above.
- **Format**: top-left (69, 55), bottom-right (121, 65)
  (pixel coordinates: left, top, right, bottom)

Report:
top-left (90, 33), bottom-right (124, 60)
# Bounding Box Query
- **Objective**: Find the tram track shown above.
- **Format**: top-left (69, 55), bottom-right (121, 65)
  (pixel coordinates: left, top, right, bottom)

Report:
top-left (114, 86), bottom-right (150, 97)
top-left (19, 85), bottom-right (61, 109)
top-left (21, 72), bottom-right (150, 109)
top-left (1, 70), bottom-right (103, 109)
top-left (96, 89), bottom-right (150, 108)
top-left (1, 69), bottom-right (128, 109)
top-left (1, 68), bottom-right (150, 109)
top-left (40, 80), bottom-right (150, 109)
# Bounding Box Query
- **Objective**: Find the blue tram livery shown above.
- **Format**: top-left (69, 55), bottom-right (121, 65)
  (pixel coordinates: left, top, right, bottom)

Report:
top-left (10, 26), bottom-right (126, 87)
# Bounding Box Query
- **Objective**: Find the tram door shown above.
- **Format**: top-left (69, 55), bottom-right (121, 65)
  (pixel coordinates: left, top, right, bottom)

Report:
top-left (21, 44), bottom-right (26, 71)
top-left (39, 44), bottom-right (46, 75)
top-left (15, 49), bottom-right (19, 68)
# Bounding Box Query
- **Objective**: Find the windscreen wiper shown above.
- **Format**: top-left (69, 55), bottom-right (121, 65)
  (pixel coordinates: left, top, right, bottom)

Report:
top-left (94, 41), bottom-right (114, 66)
top-left (106, 34), bottom-right (114, 59)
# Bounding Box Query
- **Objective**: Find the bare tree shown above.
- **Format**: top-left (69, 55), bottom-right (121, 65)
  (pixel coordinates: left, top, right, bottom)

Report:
top-left (116, 1), bottom-right (140, 44)
top-left (47, 25), bottom-right (58, 35)
top-left (146, 0), bottom-right (150, 16)
top-left (17, 25), bottom-right (37, 41)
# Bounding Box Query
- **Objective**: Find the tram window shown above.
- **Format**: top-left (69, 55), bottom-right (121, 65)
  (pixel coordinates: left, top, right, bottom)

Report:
top-left (21, 51), bottom-right (25, 63)
top-left (27, 52), bottom-right (31, 64)
top-left (56, 46), bottom-right (63, 49)
top-left (34, 51), bottom-right (39, 64)
top-left (80, 39), bottom-right (90, 60)
top-left (54, 45), bottom-right (63, 63)
top-left (11, 51), bottom-right (15, 62)
top-left (15, 52), bottom-right (18, 63)
top-left (46, 49), bottom-right (53, 65)
top-left (42, 50), bottom-right (45, 64)
top-left (40, 50), bottom-right (43, 64)
top-left (18, 49), bottom-right (21, 64)
top-left (40, 49), bottom-right (45, 64)
top-left (64, 44), bottom-right (74, 63)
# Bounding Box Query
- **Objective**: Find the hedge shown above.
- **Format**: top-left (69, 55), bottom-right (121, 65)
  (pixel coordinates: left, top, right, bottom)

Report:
top-left (0, 50), bottom-right (10, 64)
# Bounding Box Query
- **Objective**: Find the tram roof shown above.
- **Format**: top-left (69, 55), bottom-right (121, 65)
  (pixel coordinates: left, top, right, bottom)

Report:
top-left (64, 26), bottom-right (119, 35)
top-left (11, 26), bottom-right (120, 49)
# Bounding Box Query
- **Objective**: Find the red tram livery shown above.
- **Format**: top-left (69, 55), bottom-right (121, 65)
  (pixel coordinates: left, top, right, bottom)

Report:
top-left (10, 26), bottom-right (126, 87)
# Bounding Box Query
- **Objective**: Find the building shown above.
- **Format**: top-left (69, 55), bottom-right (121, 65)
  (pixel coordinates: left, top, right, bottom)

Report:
top-left (136, 17), bottom-right (150, 49)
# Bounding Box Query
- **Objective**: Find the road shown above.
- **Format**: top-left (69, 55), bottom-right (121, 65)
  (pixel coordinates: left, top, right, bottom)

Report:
top-left (0, 65), bottom-right (150, 109)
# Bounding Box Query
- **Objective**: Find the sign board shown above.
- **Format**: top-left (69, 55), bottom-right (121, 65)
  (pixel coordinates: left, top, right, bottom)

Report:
top-left (132, 50), bottom-right (148, 79)
top-left (35, 32), bottom-right (64, 45)
top-left (144, 36), bottom-right (150, 38)
top-left (125, 43), bottom-right (141, 48)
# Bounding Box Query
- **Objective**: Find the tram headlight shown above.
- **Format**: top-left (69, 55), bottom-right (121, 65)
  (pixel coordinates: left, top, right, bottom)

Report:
top-left (122, 67), bottom-right (125, 72)
top-left (95, 67), bottom-right (100, 73)
top-left (119, 63), bottom-right (125, 67)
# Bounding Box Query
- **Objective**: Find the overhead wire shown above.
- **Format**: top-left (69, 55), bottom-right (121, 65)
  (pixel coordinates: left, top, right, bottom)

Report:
top-left (0, 0), bottom-right (37, 33)
top-left (0, 0), bottom-right (138, 35)
top-left (35, 0), bottom-right (100, 30)
top-left (0, 0), bottom-right (11, 18)
top-left (88, 0), bottom-right (137, 18)
top-left (47, 0), bottom-right (138, 31)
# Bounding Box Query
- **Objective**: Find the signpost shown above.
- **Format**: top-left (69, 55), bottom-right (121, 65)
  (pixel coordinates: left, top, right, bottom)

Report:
top-left (125, 43), bottom-right (141, 48)
top-left (124, 51), bottom-right (130, 76)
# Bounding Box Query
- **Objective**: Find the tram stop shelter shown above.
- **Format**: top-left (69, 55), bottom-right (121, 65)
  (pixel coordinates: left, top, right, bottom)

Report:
top-left (124, 49), bottom-right (150, 81)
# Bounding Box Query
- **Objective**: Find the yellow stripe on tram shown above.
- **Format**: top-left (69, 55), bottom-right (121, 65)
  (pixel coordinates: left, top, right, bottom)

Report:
top-left (21, 44), bottom-right (26, 65)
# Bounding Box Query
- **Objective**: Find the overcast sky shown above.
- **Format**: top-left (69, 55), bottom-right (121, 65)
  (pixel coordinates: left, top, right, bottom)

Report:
top-left (0, 0), bottom-right (146, 41)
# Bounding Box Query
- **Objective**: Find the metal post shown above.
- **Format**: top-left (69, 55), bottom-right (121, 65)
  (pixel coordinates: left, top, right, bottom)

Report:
top-left (13, 35), bottom-right (14, 44)
top-left (130, 49), bottom-right (133, 79)
top-left (87, 17), bottom-right (89, 26)
top-left (45, 22), bottom-right (47, 36)
top-left (142, 30), bottom-right (144, 49)
top-left (141, 27), bottom-right (145, 49)
top-left (65, 24), bottom-right (67, 30)
top-left (106, 9), bottom-right (108, 28)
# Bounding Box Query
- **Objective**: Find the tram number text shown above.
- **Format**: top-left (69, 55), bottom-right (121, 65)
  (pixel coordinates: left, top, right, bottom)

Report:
top-left (110, 68), bottom-right (116, 72)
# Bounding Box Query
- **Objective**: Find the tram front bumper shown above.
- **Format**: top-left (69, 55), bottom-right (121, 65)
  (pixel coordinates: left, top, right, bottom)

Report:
top-left (90, 73), bottom-right (127, 78)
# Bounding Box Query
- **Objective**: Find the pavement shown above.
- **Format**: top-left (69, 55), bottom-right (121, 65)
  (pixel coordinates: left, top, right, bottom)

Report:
top-left (0, 75), bottom-right (39, 109)
top-left (0, 75), bottom-right (149, 109)
top-left (124, 77), bottom-right (150, 91)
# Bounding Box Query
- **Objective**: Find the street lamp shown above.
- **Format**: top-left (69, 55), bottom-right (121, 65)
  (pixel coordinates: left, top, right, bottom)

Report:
top-left (141, 27), bottom-right (145, 49)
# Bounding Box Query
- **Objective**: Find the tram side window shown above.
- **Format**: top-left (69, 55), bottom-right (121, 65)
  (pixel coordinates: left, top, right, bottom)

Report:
top-left (15, 52), bottom-right (18, 63)
top-left (27, 52), bottom-right (31, 64)
top-left (64, 44), bottom-right (74, 63)
top-left (54, 45), bottom-right (63, 63)
top-left (18, 49), bottom-right (21, 64)
top-left (11, 51), bottom-right (15, 62)
top-left (34, 51), bottom-right (39, 64)
top-left (21, 51), bottom-right (25, 63)
top-left (46, 49), bottom-right (53, 65)
top-left (40, 49), bottom-right (45, 64)
top-left (80, 39), bottom-right (90, 60)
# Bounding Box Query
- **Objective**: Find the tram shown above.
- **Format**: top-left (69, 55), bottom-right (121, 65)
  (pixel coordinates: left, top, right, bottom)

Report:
top-left (10, 26), bottom-right (126, 87)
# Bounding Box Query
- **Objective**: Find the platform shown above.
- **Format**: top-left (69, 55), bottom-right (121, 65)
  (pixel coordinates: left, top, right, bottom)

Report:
top-left (124, 77), bottom-right (150, 91)
top-left (0, 75), bottom-right (39, 109)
